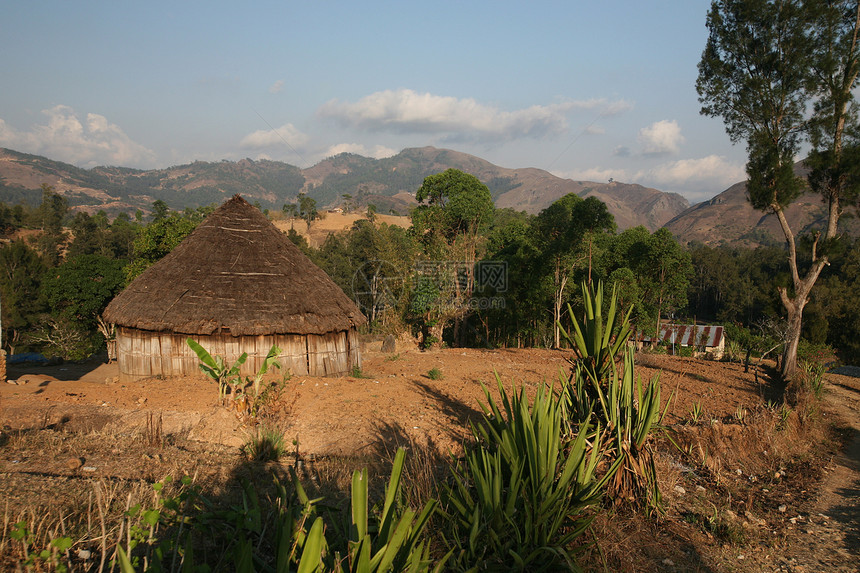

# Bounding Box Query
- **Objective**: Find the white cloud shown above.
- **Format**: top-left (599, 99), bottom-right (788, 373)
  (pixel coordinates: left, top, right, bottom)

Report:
top-left (269, 80), bottom-right (285, 94)
top-left (0, 105), bottom-right (155, 167)
top-left (324, 143), bottom-right (397, 159)
top-left (635, 155), bottom-right (746, 201)
top-left (638, 119), bottom-right (684, 155)
top-left (317, 89), bottom-right (630, 141)
top-left (240, 123), bottom-right (309, 150)
top-left (602, 99), bottom-right (635, 116)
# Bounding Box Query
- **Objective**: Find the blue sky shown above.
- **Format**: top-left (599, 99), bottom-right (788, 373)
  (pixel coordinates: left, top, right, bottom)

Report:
top-left (0, 1), bottom-right (750, 203)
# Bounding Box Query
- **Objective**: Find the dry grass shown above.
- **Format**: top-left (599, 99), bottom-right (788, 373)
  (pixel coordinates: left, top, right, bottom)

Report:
top-left (0, 476), bottom-right (185, 572)
top-left (0, 354), bottom-right (838, 572)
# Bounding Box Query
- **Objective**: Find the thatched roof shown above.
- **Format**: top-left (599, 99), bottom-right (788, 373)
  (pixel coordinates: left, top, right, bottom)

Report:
top-left (104, 195), bottom-right (366, 336)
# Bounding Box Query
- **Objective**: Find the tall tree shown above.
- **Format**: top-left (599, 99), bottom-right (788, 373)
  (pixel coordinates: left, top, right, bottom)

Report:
top-left (124, 209), bottom-right (203, 282)
top-left (298, 193), bottom-right (318, 228)
top-left (410, 169), bottom-right (494, 347)
top-left (0, 241), bottom-right (46, 352)
top-left (34, 184), bottom-right (68, 266)
top-left (536, 194), bottom-right (615, 348)
top-left (44, 254), bottom-right (125, 333)
top-left (603, 227), bottom-right (693, 338)
top-left (696, 0), bottom-right (860, 379)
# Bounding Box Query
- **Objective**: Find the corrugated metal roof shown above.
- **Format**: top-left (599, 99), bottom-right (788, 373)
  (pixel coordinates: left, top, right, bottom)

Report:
top-left (640, 324), bottom-right (724, 347)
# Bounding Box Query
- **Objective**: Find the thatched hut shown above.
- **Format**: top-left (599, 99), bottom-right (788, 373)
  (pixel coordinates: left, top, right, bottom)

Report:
top-left (103, 195), bottom-right (365, 382)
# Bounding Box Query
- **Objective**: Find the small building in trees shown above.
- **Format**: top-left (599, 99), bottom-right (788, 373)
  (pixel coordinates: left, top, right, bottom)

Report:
top-left (103, 195), bottom-right (365, 382)
top-left (637, 324), bottom-right (725, 359)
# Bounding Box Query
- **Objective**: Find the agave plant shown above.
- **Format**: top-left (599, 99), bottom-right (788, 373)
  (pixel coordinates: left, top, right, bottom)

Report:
top-left (442, 375), bottom-right (614, 571)
top-left (560, 280), bottom-right (669, 515)
top-left (116, 449), bottom-right (441, 573)
top-left (562, 281), bottom-right (632, 384)
top-left (337, 448), bottom-right (442, 573)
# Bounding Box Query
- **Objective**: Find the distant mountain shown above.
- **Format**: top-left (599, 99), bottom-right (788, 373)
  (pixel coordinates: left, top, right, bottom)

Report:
top-left (664, 163), bottom-right (860, 247)
top-left (0, 146), bottom-right (689, 231)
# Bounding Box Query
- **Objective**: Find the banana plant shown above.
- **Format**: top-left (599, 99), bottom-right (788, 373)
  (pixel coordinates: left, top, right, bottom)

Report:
top-left (252, 344), bottom-right (281, 396)
top-left (187, 338), bottom-right (281, 402)
top-left (186, 337), bottom-right (246, 402)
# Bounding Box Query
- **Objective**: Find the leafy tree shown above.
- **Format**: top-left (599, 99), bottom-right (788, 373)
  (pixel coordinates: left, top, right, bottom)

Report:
top-left (696, 0), bottom-right (860, 379)
top-left (410, 169), bottom-right (494, 347)
top-left (346, 220), bottom-right (416, 326)
top-left (125, 210), bottom-right (204, 282)
top-left (151, 199), bottom-right (170, 222)
top-left (308, 220), bottom-right (417, 330)
top-left (0, 202), bottom-right (18, 237)
top-left (106, 212), bottom-right (140, 260)
top-left (298, 193), bottom-right (318, 228)
top-left (819, 237), bottom-right (860, 361)
top-left (537, 194), bottom-right (615, 347)
top-left (645, 228), bottom-right (695, 334)
top-left (285, 227), bottom-right (310, 251)
top-left (603, 227), bottom-right (693, 338)
top-left (282, 202), bottom-right (298, 218)
top-left (413, 168), bottom-right (494, 242)
top-left (33, 184), bottom-right (68, 266)
top-left (44, 254), bottom-right (125, 332)
top-left (0, 241), bottom-right (47, 352)
top-left (480, 209), bottom-right (544, 347)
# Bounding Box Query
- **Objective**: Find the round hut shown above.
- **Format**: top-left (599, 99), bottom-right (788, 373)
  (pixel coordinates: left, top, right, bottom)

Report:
top-left (103, 195), bottom-right (366, 382)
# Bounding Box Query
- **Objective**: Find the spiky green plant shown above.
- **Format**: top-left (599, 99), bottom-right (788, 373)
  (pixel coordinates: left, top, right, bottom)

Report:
top-left (560, 280), bottom-right (668, 515)
top-left (563, 281), bottom-right (632, 383)
top-left (244, 424), bottom-right (287, 462)
top-left (338, 448), bottom-right (442, 572)
top-left (689, 401), bottom-right (705, 425)
top-left (442, 375), bottom-right (614, 571)
top-left (116, 449), bottom-right (442, 573)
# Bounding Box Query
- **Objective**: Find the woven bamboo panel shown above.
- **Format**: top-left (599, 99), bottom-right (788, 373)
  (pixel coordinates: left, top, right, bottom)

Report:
top-left (115, 327), bottom-right (358, 382)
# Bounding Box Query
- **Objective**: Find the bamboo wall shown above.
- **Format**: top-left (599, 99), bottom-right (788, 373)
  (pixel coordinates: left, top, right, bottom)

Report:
top-left (115, 327), bottom-right (362, 382)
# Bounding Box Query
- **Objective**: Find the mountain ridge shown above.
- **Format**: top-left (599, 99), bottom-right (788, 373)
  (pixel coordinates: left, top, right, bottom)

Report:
top-left (0, 146), bottom-right (688, 232)
top-left (663, 163), bottom-right (860, 247)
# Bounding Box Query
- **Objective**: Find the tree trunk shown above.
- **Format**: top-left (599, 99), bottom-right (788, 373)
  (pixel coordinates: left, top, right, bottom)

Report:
top-left (773, 207), bottom-right (828, 381)
top-left (552, 259), bottom-right (568, 349)
top-left (779, 294), bottom-right (805, 380)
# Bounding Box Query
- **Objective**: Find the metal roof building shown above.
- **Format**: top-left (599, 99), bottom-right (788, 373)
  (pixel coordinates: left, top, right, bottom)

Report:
top-left (638, 324), bottom-right (725, 357)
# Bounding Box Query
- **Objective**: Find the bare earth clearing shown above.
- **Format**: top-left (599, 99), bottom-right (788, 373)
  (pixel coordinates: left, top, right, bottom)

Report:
top-left (1, 342), bottom-right (858, 571)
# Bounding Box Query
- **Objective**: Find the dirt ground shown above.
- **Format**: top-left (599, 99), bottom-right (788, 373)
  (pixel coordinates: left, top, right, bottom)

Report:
top-left (1, 342), bottom-right (858, 571)
top-left (1, 343), bottom-right (772, 455)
